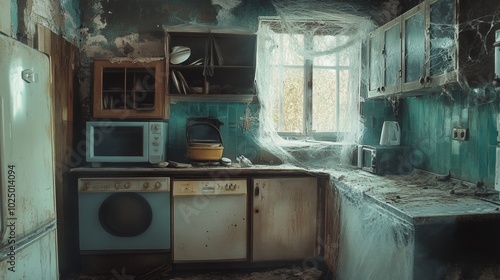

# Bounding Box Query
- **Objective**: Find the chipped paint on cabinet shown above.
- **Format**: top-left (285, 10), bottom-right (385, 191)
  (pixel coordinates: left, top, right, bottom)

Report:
top-left (252, 177), bottom-right (318, 262)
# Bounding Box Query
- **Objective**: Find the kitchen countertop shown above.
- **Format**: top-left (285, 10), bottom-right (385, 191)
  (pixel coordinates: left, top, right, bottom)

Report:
top-left (70, 163), bottom-right (330, 177)
top-left (70, 164), bottom-right (500, 226)
top-left (324, 166), bottom-right (500, 225)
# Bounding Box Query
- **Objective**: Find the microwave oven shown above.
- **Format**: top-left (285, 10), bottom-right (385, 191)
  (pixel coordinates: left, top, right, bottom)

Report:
top-left (357, 145), bottom-right (413, 175)
top-left (86, 121), bottom-right (167, 165)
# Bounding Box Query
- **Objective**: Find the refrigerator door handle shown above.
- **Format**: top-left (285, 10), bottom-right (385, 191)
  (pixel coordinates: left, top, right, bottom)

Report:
top-left (21, 69), bottom-right (38, 83)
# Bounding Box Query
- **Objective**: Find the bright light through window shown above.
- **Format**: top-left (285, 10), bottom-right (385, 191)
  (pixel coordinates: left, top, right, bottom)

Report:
top-left (257, 19), bottom-right (356, 141)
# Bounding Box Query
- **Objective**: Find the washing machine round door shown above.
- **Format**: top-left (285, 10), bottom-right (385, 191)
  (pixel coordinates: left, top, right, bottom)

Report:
top-left (99, 193), bottom-right (153, 237)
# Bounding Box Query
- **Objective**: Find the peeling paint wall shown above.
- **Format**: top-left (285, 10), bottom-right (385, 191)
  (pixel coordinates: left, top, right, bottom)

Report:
top-left (78, 0), bottom-right (276, 101)
top-left (10, 0), bottom-right (80, 45)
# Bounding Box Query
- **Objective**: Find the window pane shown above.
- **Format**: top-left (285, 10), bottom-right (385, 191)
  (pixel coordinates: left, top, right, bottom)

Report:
top-left (313, 35), bottom-right (351, 66)
top-left (274, 68), bottom-right (304, 133)
top-left (338, 70), bottom-right (351, 132)
top-left (313, 69), bottom-right (351, 133)
top-left (312, 68), bottom-right (336, 132)
top-left (271, 34), bottom-right (304, 66)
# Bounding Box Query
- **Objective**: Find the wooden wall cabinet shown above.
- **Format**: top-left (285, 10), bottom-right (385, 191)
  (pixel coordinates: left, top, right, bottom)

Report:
top-left (92, 59), bottom-right (165, 119)
top-left (166, 29), bottom-right (256, 103)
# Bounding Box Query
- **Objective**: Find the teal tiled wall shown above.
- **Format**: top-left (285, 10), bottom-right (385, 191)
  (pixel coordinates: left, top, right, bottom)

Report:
top-left (400, 91), bottom-right (499, 186)
top-left (168, 102), bottom-right (260, 163)
top-left (360, 98), bottom-right (398, 145)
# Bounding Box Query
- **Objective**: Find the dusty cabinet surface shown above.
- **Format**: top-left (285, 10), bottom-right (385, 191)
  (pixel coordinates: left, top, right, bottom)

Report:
top-left (366, 0), bottom-right (500, 98)
top-left (367, 28), bottom-right (385, 98)
top-left (251, 177), bottom-right (318, 262)
top-left (401, 3), bottom-right (426, 92)
top-left (92, 59), bottom-right (165, 119)
top-left (367, 17), bottom-right (402, 98)
top-left (166, 29), bottom-right (256, 103)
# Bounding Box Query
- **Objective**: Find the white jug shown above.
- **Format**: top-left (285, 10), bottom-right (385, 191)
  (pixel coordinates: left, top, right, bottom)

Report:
top-left (379, 121), bottom-right (401, 146)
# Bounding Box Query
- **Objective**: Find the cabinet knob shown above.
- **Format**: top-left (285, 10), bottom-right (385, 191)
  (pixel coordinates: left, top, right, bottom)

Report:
top-left (419, 77), bottom-right (425, 85)
top-left (425, 76), bottom-right (431, 83)
top-left (380, 86), bottom-right (385, 92)
top-left (255, 186), bottom-right (260, 196)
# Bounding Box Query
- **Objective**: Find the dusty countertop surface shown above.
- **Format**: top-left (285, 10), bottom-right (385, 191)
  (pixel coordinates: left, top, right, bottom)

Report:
top-left (325, 166), bottom-right (500, 225)
top-left (70, 163), bottom-right (330, 177)
top-left (71, 164), bottom-right (500, 225)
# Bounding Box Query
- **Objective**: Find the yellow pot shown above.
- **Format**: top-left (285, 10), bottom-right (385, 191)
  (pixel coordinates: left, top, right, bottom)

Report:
top-left (187, 145), bottom-right (224, 161)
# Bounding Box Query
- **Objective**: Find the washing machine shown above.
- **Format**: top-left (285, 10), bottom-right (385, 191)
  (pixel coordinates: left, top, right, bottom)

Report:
top-left (78, 177), bottom-right (170, 252)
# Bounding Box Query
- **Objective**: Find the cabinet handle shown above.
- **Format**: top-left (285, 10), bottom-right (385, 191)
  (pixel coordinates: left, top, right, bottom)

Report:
top-left (255, 186), bottom-right (260, 196)
top-left (419, 77), bottom-right (425, 85)
top-left (380, 86), bottom-right (385, 92)
top-left (425, 76), bottom-right (431, 83)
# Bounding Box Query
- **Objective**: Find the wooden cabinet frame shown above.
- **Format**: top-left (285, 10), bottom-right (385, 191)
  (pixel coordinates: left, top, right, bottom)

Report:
top-left (92, 59), bottom-right (165, 119)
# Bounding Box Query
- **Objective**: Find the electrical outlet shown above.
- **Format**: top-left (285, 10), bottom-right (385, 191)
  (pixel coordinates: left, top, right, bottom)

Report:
top-left (452, 128), bottom-right (467, 141)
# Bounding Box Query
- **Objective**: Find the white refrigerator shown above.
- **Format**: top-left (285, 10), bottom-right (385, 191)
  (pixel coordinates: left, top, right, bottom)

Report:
top-left (0, 34), bottom-right (58, 277)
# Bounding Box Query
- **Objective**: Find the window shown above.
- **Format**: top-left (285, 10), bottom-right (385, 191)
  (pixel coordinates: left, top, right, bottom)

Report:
top-left (257, 18), bottom-right (359, 141)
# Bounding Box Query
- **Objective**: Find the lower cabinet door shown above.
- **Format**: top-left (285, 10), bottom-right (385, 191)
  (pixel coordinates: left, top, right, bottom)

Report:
top-left (252, 177), bottom-right (318, 262)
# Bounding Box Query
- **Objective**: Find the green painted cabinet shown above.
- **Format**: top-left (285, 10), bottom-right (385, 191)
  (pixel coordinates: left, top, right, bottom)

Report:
top-left (367, 17), bottom-right (402, 98)
top-left (366, 0), bottom-right (500, 98)
top-left (401, 3), bottom-right (427, 92)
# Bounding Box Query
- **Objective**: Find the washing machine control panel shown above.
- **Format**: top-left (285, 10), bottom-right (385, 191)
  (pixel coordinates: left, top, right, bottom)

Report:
top-left (78, 177), bottom-right (170, 192)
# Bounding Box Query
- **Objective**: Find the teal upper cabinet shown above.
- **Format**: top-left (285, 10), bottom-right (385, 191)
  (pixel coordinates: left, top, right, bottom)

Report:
top-left (367, 17), bottom-right (402, 98)
top-left (384, 19), bottom-right (403, 95)
top-left (367, 28), bottom-right (384, 98)
top-left (425, 0), bottom-right (457, 89)
top-left (401, 3), bottom-right (426, 92)
top-left (365, 0), bottom-right (500, 98)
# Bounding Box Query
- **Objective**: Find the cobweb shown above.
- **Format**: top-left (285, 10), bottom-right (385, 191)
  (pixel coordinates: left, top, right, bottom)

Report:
top-left (250, 1), bottom-right (500, 279)
top-left (254, 0), bottom-right (375, 168)
top-left (251, 1), bottom-right (418, 279)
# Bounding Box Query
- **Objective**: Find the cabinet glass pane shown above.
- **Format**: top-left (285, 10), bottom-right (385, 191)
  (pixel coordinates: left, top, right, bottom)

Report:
top-left (404, 10), bottom-right (425, 83)
top-left (369, 35), bottom-right (382, 91)
top-left (102, 68), bottom-right (125, 90)
top-left (385, 24), bottom-right (401, 88)
top-left (429, 0), bottom-right (455, 77)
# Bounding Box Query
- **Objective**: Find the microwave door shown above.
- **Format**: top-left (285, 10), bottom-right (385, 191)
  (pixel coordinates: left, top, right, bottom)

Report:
top-left (88, 125), bottom-right (148, 162)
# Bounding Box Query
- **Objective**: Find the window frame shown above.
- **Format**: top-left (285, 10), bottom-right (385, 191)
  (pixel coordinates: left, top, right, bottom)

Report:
top-left (259, 18), bottom-right (352, 142)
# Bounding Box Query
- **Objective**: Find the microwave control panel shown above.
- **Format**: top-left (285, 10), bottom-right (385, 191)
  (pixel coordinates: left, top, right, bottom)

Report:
top-left (148, 122), bottom-right (167, 163)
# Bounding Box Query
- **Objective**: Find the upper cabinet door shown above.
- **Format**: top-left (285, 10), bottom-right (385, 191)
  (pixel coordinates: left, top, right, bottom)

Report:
top-left (367, 29), bottom-right (385, 98)
top-left (367, 17), bottom-right (402, 98)
top-left (401, 3), bottom-right (426, 92)
top-left (383, 17), bottom-right (402, 95)
top-left (426, 0), bottom-right (457, 88)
